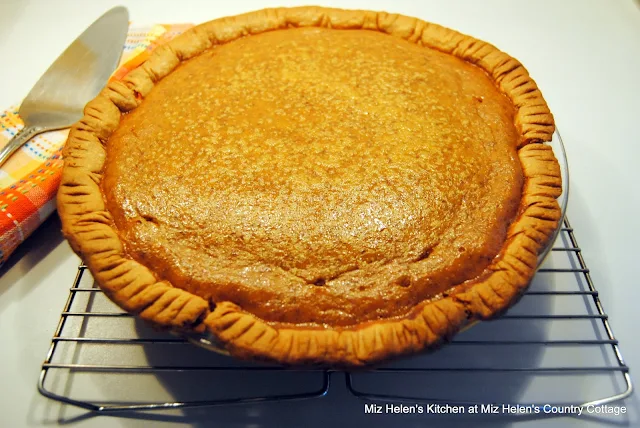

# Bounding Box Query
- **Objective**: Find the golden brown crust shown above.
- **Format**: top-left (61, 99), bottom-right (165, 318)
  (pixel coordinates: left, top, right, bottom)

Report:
top-left (58, 6), bottom-right (561, 366)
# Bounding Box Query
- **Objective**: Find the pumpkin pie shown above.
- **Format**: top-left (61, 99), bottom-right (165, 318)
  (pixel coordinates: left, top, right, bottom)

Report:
top-left (58, 6), bottom-right (562, 366)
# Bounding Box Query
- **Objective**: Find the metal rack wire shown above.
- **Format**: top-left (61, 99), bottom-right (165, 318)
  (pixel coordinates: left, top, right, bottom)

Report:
top-left (38, 217), bottom-right (633, 413)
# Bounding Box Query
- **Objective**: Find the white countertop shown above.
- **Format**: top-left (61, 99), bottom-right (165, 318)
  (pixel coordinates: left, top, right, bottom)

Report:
top-left (1, 0), bottom-right (639, 426)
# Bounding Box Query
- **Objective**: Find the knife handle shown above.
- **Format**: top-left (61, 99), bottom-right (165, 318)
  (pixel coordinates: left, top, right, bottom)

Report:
top-left (0, 126), bottom-right (43, 168)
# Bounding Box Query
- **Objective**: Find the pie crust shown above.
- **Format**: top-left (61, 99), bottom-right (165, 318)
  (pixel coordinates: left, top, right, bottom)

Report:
top-left (58, 7), bottom-right (561, 366)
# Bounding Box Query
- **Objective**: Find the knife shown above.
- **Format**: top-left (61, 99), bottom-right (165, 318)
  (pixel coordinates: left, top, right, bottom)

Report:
top-left (0, 6), bottom-right (129, 167)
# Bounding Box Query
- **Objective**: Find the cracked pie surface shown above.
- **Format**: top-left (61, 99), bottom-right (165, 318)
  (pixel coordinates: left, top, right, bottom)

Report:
top-left (58, 7), bottom-right (562, 366)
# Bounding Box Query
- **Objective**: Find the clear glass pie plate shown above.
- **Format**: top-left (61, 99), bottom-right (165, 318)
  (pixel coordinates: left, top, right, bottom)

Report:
top-left (183, 131), bottom-right (570, 358)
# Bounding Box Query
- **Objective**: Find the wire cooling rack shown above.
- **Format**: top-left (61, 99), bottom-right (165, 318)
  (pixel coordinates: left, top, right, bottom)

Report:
top-left (38, 217), bottom-right (633, 413)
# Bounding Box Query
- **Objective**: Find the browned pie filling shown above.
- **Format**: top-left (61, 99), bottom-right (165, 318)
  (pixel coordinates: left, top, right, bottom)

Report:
top-left (102, 27), bottom-right (523, 327)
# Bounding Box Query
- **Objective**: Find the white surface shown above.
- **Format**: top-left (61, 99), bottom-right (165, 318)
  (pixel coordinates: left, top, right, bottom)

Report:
top-left (0, 0), bottom-right (639, 426)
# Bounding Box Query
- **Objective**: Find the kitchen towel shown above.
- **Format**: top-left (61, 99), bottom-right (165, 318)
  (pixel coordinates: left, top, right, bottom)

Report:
top-left (0, 23), bottom-right (193, 267)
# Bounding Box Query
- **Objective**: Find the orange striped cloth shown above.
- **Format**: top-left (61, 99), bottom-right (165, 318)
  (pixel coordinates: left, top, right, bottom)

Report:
top-left (0, 23), bottom-right (193, 267)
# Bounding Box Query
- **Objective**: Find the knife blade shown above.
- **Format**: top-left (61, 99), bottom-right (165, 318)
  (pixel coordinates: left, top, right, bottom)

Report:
top-left (0, 6), bottom-right (129, 167)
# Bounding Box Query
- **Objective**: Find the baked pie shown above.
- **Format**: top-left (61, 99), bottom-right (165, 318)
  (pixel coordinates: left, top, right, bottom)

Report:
top-left (58, 7), bottom-right (562, 366)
